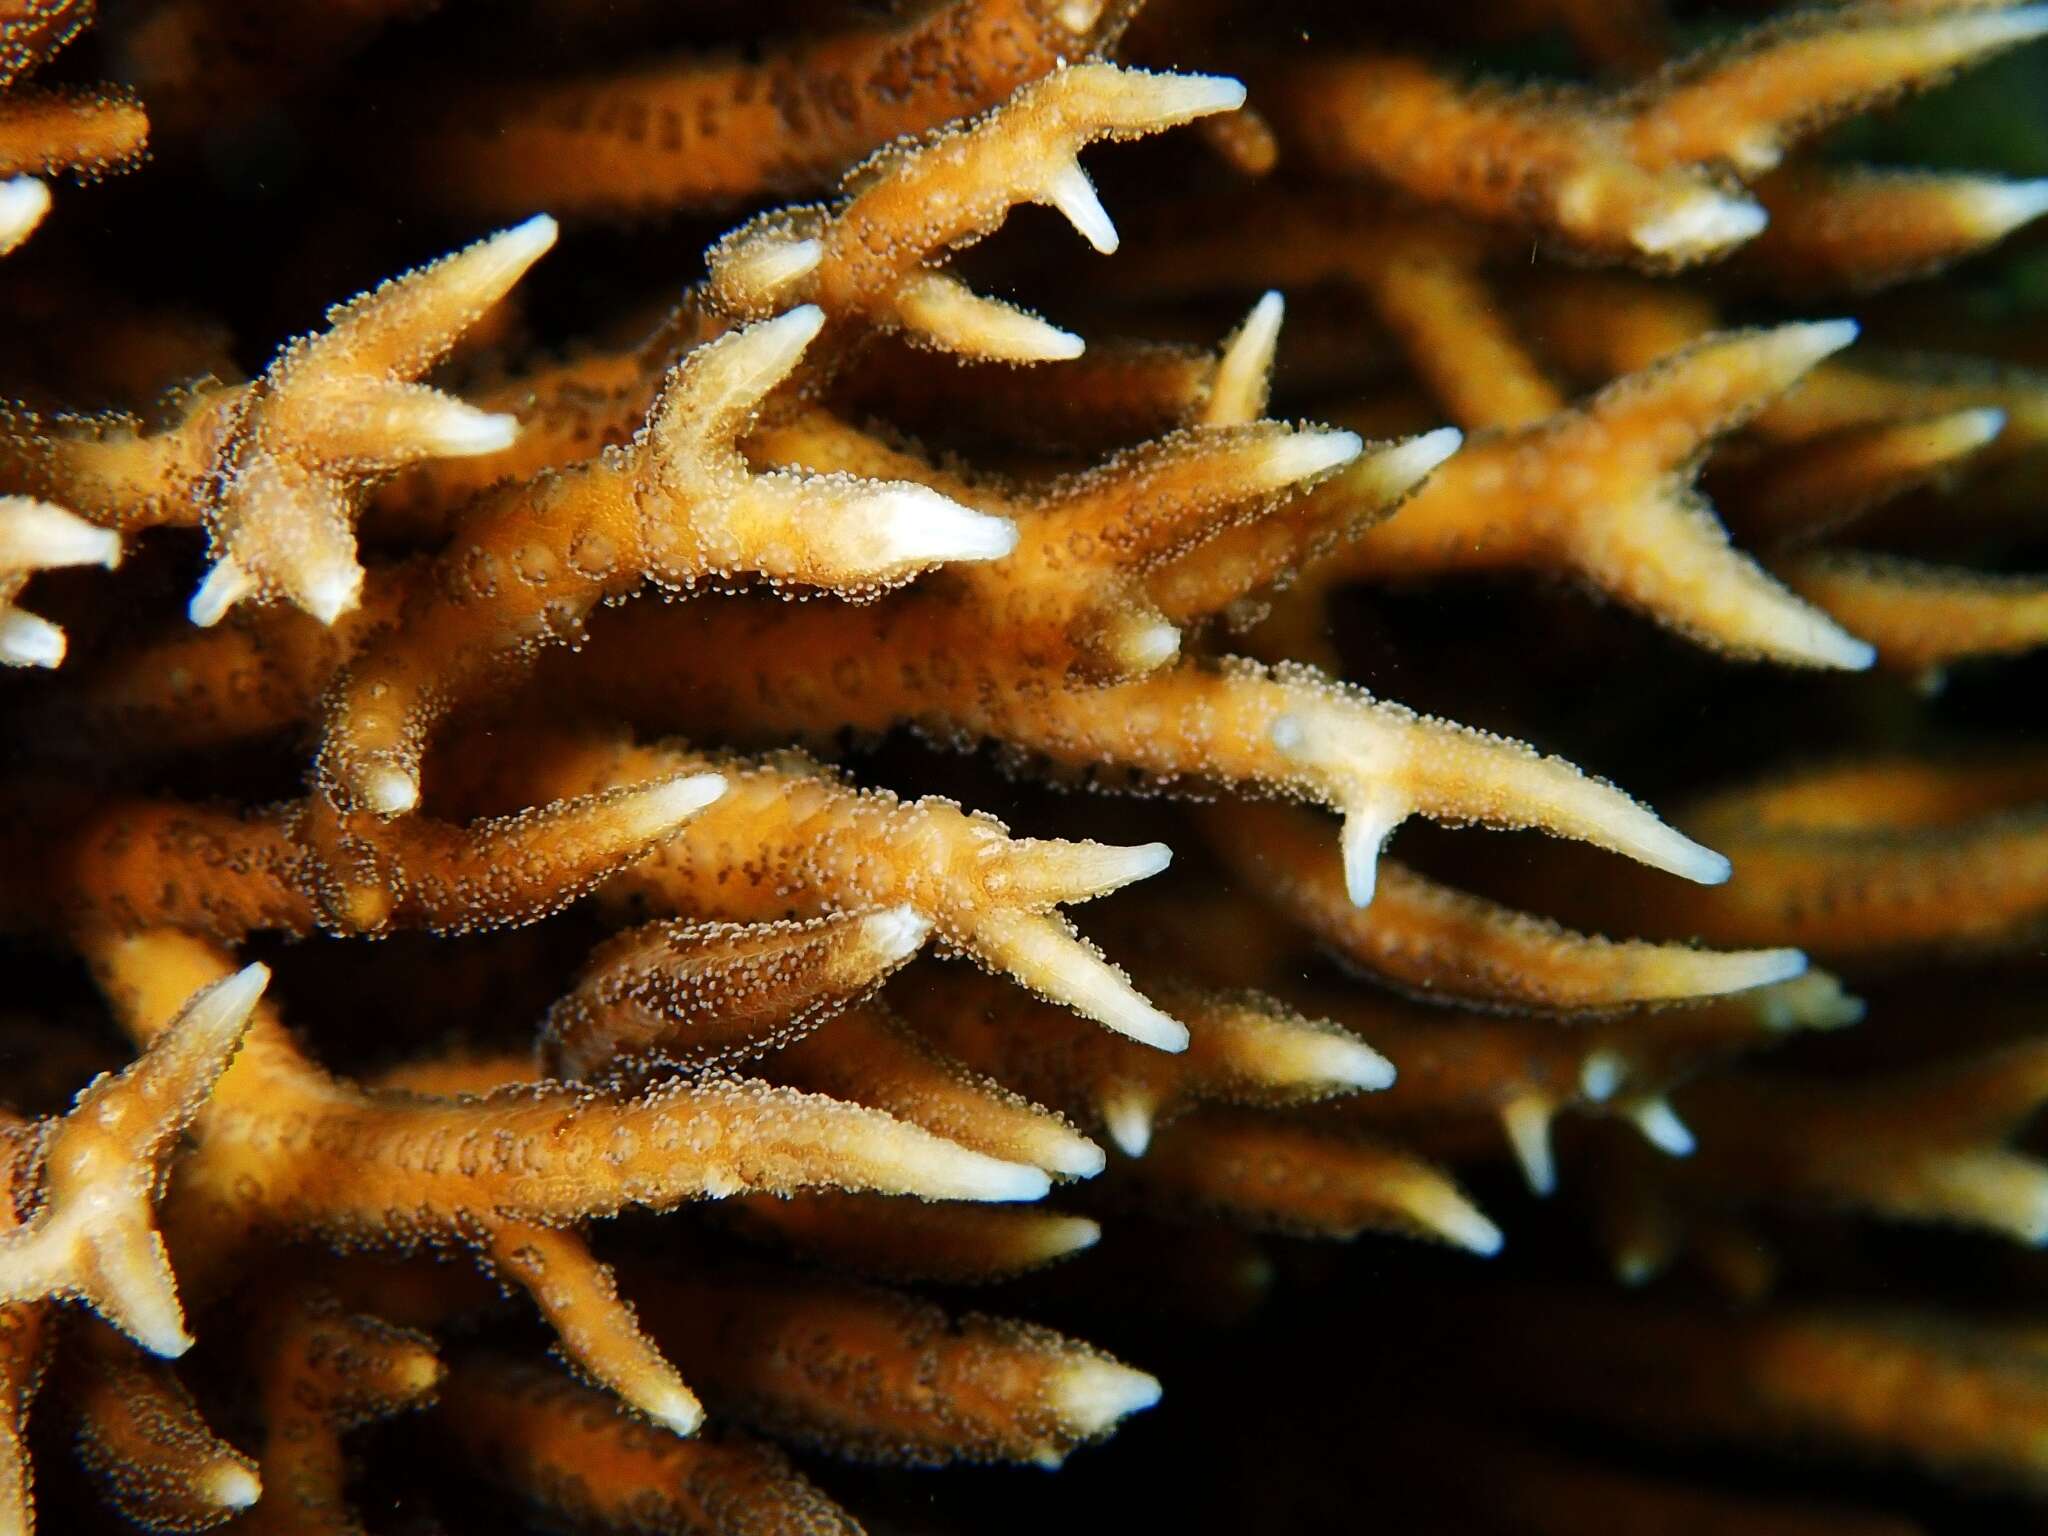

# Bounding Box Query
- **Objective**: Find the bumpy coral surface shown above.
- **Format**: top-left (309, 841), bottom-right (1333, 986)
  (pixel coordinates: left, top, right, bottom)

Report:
top-left (0, 0), bottom-right (2045, 1531)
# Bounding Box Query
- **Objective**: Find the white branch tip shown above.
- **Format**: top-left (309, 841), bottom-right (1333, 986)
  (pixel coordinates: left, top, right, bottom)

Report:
top-left (616, 773), bottom-right (730, 840)
top-left (1580, 1050), bottom-right (1623, 1103)
top-left (1047, 161), bottom-right (1119, 254)
top-left (638, 1381), bottom-right (708, 1438)
top-left (1631, 190), bottom-right (1767, 259)
top-left (411, 399), bottom-right (521, 458)
top-left (1370, 426), bottom-right (1464, 492)
top-left (1501, 1097), bottom-right (1557, 1197)
top-left (1049, 1358), bottom-right (1163, 1436)
top-left (1627, 1096), bottom-right (1696, 1157)
top-left (0, 176), bottom-right (50, 254)
top-left (187, 557), bottom-right (257, 628)
top-left (1695, 946), bottom-right (1809, 996)
top-left (469, 213), bottom-right (561, 294)
top-left (1101, 1092), bottom-right (1155, 1158)
top-left (738, 236), bottom-right (824, 296)
top-left (1958, 178), bottom-right (2048, 239)
top-left (201, 1462), bottom-right (262, 1511)
top-left (861, 486), bottom-right (1018, 566)
top-left (1259, 428), bottom-right (1363, 488)
top-left (1109, 616), bottom-right (1181, 672)
top-left (1769, 318), bottom-right (1861, 374)
top-left (0, 608), bottom-right (65, 668)
top-left (1293, 1032), bottom-right (1397, 1092)
top-left (1112, 69), bottom-right (1248, 129)
top-left (0, 498), bottom-right (122, 571)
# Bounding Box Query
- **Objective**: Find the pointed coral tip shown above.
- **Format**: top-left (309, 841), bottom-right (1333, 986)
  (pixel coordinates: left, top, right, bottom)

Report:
top-left (617, 772), bottom-right (729, 842)
top-left (208, 961), bottom-right (272, 1019)
top-left (1050, 1137), bottom-right (1108, 1180)
top-left (1778, 317), bottom-right (1861, 369)
top-left (203, 1462), bottom-right (262, 1511)
top-left (1299, 1033), bottom-right (1397, 1092)
top-left (1960, 178), bottom-right (2048, 239)
top-left (1580, 1049), bottom-right (1623, 1103)
top-left (1714, 946), bottom-right (1810, 993)
top-left (299, 561), bottom-right (365, 627)
top-left (0, 610), bottom-right (64, 668)
top-left (1628, 1097), bottom-right (1696, 1157)
top-left (1102, 1093), bottom-right (1156, 1157)
top-left (187, 557), bottom-right (256, 628)
top-left (640, 1381), bottom-right (708, 1438)
top-left (1129, 70), bottom-right (1247, 126)
top-left (1047, 161), bottom-right (1119, 254)
top-left (1339, 805), bottom-right (1404, 907)
top-left (867, 488), bottom-right (1018, 566)
top-left (500, 211), bottom-right (561, 258)
top-left (1263, 428), bottom-right (1363, 487)
top-left (1050, 1358), bottom-right (1163, 1435)
top-left (1656, 833), bottom-right (1733, 887)
top-left (1381, 425), bottom-right (1464, 486)
top-left (1631, 190), bottom-right (1767, 259)
top-left (1501, 1098), bottom-right (1557, 1197)
top-left (760, 302), bottom-right (828, 351)
top-left (0, 176), bottom-right (50, 253)
top-left (751, 236), bottom-right (825, 292)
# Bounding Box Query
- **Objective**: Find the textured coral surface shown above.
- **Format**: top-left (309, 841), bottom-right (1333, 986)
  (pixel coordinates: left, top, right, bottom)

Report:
top-left (0, 1), bottom-right (2045, 1532)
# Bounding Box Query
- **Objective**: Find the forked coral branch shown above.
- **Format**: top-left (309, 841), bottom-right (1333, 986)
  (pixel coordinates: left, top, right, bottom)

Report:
top-left (0, 218), bottom-right (558, 627)
top-left (708, 63), bottom-right (1246, 361)
top-left (1260, 5), bottom-right (2048, 265)
top-left (0, 963), bottom-right (266, 1357)
top-left (0, 496), bottom-right (117, 667)
top-left (406, 0), bottom-right (1147, 221)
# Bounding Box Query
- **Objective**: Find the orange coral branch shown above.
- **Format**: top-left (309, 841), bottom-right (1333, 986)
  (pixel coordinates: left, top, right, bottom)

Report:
top-left (631, 1267), bottom-right (1161, 1467)
top-left (1205, 801), bottom-right (1804, 1013)
top-left (406, 0), bottom-right (1142, 220)
top-left (439, 1353), bottom-right (861, 1534)
top-left (61, 1319), bottom-right (259, 1531)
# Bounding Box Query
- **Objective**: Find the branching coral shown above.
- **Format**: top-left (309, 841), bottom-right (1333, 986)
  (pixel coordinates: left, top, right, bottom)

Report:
top-left (0, 214), bottom-right (558, 626)
top-left (403, 0), bottom-right (1149, 222)
top-left (1257, 4), bottom-right (2048, 264)
top-left (0, 1), bottom-right (2043, 1532)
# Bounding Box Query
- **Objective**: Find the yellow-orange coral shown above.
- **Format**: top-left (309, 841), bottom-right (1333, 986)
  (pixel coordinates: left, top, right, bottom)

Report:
top-left (0, 2), bottom-right (2043, 1532)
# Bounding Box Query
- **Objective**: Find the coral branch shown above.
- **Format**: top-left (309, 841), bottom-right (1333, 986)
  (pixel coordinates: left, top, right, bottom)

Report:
top-left (439, 1353), bottom-right (861, 1534)
top-left (317, 306), bottom-right (1013, 824)
top-left (0, 963), bottom-right (265, 1356)
top-left (632, 1267), bottom-right (1161, 1467)
top-left (1118, 1110), bottom-right (1503, 1254)
top-left (1324, 324), bottom-right (1877, 667)
top-left (407, 0), bottom-right (1144, 220)
top-left (708, 63), bottom-right (1245, 354)
top-left (1206, 801), bottom-right (1804, 1013)
top-left (61, 1320), bottom-right (259, 1532)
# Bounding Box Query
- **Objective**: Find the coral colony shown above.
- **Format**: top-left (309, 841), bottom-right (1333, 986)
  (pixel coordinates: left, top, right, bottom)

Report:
top-left (0, 0), bottom-right (2046, 1530)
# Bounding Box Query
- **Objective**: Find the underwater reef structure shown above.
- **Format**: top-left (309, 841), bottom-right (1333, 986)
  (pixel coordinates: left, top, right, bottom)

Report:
top-left (0, 0), bottom-right (2046, 1530)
